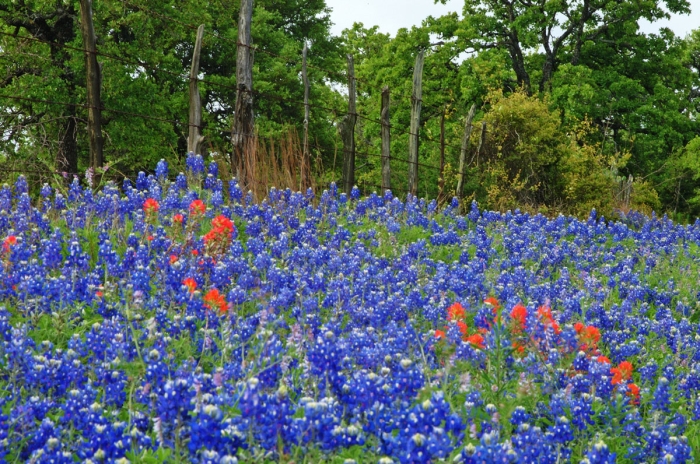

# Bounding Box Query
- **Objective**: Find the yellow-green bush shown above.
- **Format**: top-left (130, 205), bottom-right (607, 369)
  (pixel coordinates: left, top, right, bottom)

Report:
top-left (471, 89), bottom-right (634, 218)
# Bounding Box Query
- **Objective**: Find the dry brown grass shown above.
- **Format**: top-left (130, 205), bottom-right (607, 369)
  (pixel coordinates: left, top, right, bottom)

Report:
top-left (215, 127), bottom-right (320, 202)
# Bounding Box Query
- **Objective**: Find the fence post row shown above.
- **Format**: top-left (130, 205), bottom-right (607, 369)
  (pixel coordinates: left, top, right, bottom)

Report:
top-left (188, 24), bottom-right (205, 156)
top-left (408, 49), bottom-right (424, 197)
top-left (302, 42), bottom-right (310, 191)
top-left (457, 103), bottom-right (477, 199)
top-left (233, 0), bottom-right (254, 181)
top-left (79, 0), bottom-right (103, 169)
top-left (340, 54), bottom-right (357, 196)
top-left (380, 86), bottom-right (391, 191)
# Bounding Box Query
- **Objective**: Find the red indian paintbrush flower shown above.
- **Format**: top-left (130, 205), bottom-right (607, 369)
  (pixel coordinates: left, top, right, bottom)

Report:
top-left (510, 303), bottom-right (527, 330)
top-left (211, 215), bottom-right (234, 232)
top-left (189, 199), bottom-right (206, 215)
top-left (484, 296), bottom-right (500, 312)
top-left (457, 320), bottom-right (468, 335)
top-left (627, 383), bottom-right (640, 405)
top-left (183, 278), bottom-right (197, 293)
top-left (143, 198), bottom-right (159, 215)
top-left (466, 333), bottom-right (485, 349)
top-left (581, 325), bottom-right (601, 347)
top-left (447, 302), bottom-right (466, 321)
top-left (2, 235), bottom-right (16, 252)
top-left (203, 288), bottom-right (228, 314)
top-left (537, 305), bottom-right (561, 334)
top-left (611, 361), bottom-right (633, 385)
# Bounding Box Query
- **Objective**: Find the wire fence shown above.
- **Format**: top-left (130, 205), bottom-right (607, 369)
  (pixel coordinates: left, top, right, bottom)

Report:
top-left (0, 4), bottom-right (474, 200)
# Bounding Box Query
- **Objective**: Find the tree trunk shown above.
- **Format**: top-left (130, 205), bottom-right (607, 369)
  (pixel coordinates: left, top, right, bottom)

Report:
top-left (232, 0), bottom-right (254, 182)
top-left (408, 50), bottom-right (424, 197)
top-left (540, 53), bottom-right (555, 93)
top-left (79, 0), bottom-right (103, 168)
top-left (58, 107), bottom-right (78, 175)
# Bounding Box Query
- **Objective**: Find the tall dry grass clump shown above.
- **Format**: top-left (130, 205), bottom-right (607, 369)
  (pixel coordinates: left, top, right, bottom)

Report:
top-left (219, 128), bottom-right (319, 201)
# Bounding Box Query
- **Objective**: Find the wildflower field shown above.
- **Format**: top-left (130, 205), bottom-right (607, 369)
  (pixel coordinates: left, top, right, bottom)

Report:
top-left (3, 155), bottom-right (700, 463)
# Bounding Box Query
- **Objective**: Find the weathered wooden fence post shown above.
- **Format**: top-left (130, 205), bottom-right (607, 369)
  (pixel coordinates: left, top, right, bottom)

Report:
top-left (302, 42), bottom-right (310, 190)
top-left (475, 121), bottom-right (486, 166)
top-left (188, 24), bottom-right (205, 155)
top-left (438, 107), bottom-right (446, 202)
top-left (340, 54), bottom-right (356, 195)
top-left (456, 103), bottom-right (476, 200)
top-left (79, 0), bottom-right (103, 169)
top-left (380, 86), bottom-right (391, 191)
top-left (233, 0), bottom-right (254, 182)
top-left (407, 50), bottom-right (424, 197)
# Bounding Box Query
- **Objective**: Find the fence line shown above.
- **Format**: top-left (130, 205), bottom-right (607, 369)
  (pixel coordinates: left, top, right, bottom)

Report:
top-left (0, 96), bottom-right (452, 183)
top-left (0, 3), bottom-right (481, 201)
top-left (0, 30), bottom-right (464, 154)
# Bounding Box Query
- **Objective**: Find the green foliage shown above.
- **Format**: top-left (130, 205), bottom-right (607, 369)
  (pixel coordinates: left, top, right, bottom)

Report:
top-left (0, 0), bottom-right (342, 178)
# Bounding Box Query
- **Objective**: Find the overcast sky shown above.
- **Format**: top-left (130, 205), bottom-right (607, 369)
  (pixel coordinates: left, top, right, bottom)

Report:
top-left (325, 0), bottom-right (699, 39)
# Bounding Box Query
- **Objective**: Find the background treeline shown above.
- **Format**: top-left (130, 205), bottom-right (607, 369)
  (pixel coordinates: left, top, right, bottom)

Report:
top-left (1, 0), bottom-right (700, 220)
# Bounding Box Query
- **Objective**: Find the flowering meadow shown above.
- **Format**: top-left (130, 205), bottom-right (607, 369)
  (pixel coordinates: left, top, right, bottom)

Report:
top-left (2, 154), bottom-right (700, 463)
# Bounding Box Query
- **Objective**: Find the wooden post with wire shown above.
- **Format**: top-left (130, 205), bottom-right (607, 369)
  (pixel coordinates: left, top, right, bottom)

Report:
top-left (233, 0), bottom-right (254, 182)
top-left (457, 103), bottom-right (476, 200)
top-left (79, 0), bottom-right (103, 169)
top-left (438, 107), bottom-right (446, 203)
top-left (302, 42), bottom-right (310, 191)
top-left (381, 86), bottom-right (391, 191)
top-left (188, 24), bottom-right (205, 155)
top-left (340, 54), bottom-right (356, 196)
top-left (408, 49), bottom-right (424, 197)
top-left (475, 121), bottom-right (487, 166)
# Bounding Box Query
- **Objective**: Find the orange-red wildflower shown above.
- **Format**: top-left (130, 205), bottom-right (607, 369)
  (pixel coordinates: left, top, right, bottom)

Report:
top-left (189, 199), bottom-right (206, 215)
top-left (173, 213), bottom-right (184, 224)
top-left (457, 320), bottom-right (468, 335)
top-left (510, 303), bottom-right (527, 330)
top-left (447, 302), bottom-right (466, 321)
top-left (537, 305), bottom-right (561, 334)
top-left (211, 215), bottom-right (234, 233)
top-left (466, 333), bottom-right (485, 349)
top-left (203, 288), bottom-right (228, 314)
top-left (512, 341), bottom-right (525, 354)
top-left (627, 383), bottom-right (640, 404)
top-left (596, 356), bottom-right (611, 364)
top-left (143, 198), bottom-right (159, 215)
top-left (435, 329), bottom-right (446, 339)
top-left (611, 361), bottom-right (633, 385)
top-left (2, 235), bottom-right (16, 252)
top-left (183, 278), bottom-right (197, 293)
top-left (484, 296), bottom-right (500, 312)
top-left (580, 326), bottom-right (601, 347)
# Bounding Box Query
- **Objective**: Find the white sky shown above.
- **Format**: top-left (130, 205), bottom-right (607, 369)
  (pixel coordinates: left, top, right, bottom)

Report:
top-left (326, 0), bottom-right (699, 39)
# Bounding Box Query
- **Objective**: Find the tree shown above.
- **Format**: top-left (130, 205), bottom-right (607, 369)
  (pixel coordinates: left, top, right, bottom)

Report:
top-left (439, 0), bottom-right (691, 93)
top-left (0, 1), bottom-right (81, 173)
